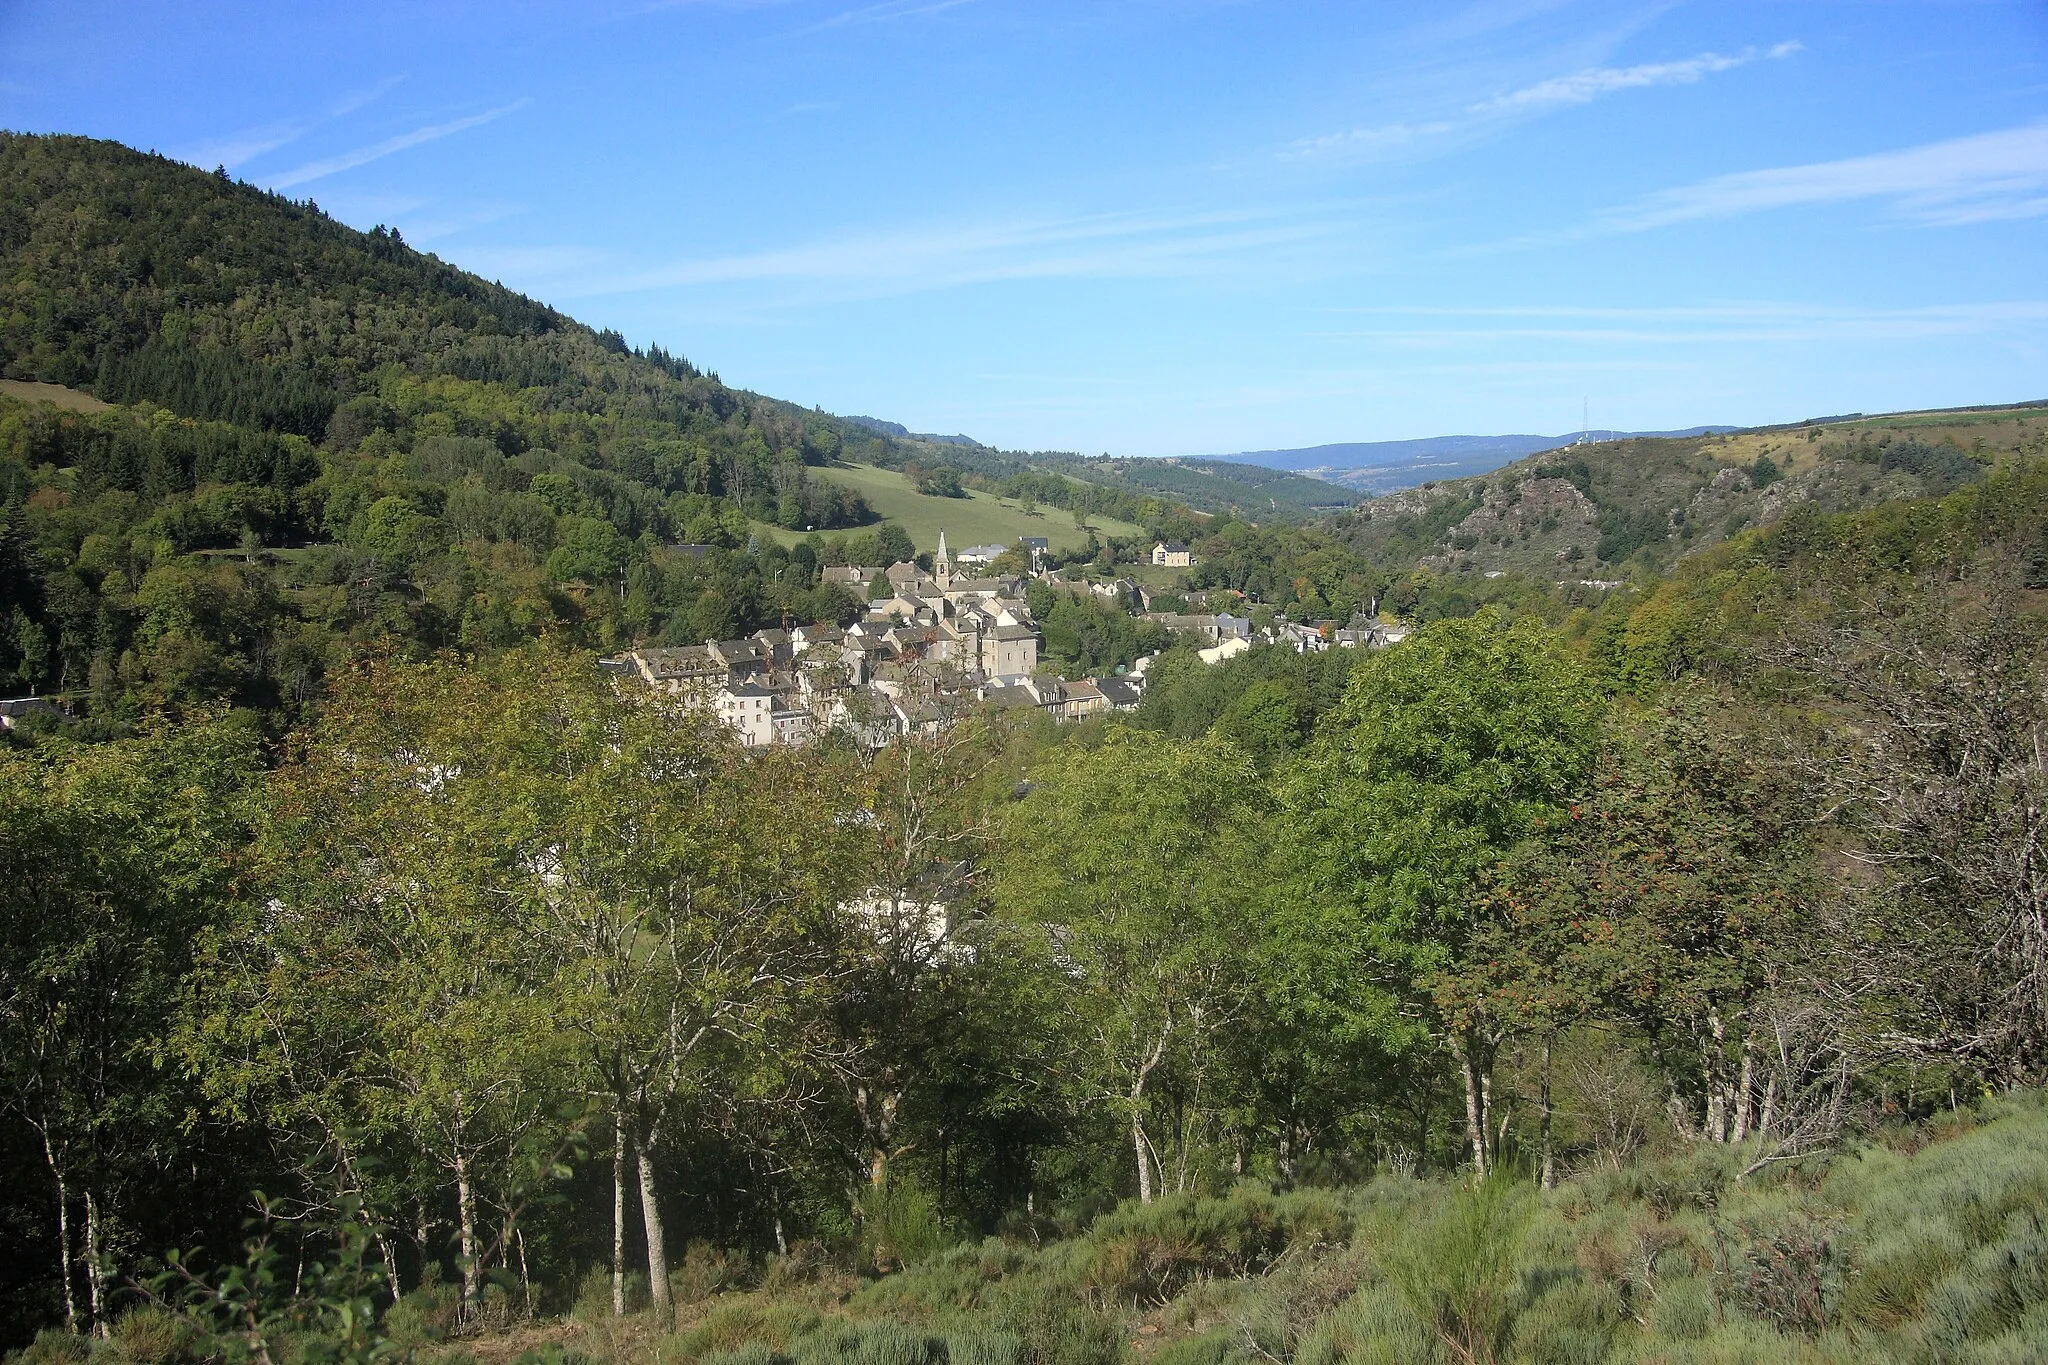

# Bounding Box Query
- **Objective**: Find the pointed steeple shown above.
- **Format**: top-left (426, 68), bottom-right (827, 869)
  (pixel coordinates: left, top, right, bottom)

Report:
top-left (935, 529), bottom-right (952, 594)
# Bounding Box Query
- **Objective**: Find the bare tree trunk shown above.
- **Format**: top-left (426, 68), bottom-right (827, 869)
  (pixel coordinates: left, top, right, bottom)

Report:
top-left (42, 1133), bottom-right (75, 1334)
top-left (1732, 1035), bottom-right (1756, 1144)
top-left (1539, 1036), bottom-right (1556, 1191)
top-left (1462, 1050), bottom-right (1489, 1177)
top-left (856, 1086), bottom-right (901, 1192)
top-left (611, 1113), bottom-right (626, 1317)
top-left (373, 1226), bottom-right (401, 1306)
top-left (637, 1143), bottom-right (672, 1320)
top-left (1132, 1108), bottom-right (1155, 1203)
top-left (83, 1189), bottom-right (104, 1337)
top-left (452, 1151), bottom-right (479, 1314)
top-left (1704, 1010), bottom-right (1729, 1142)
top-left (516, 1226), bottom-right (532, 1319)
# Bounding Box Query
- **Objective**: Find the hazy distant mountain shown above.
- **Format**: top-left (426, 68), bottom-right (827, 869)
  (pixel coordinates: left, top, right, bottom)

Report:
top-left (1208, 429), bottom-right (1739, 495)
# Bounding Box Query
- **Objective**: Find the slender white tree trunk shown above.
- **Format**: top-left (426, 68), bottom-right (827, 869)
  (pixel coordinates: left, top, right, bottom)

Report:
top-left (42, 1133), bottom-right (75, 1333)
top-left (1462, 1051), bottom-right (1489, 1176)
top-left (1132, 1108), bottom-right (1155, 1204)
top-left (1732, 1036), bottom-right (1756, 1144)
top-left (1539, 1036), bottom-right (1556, 1191)
top-left (637, 1143), bottom-right (672, 1320)
top-left (453, 1151), bottom-right (479, 1314)
top-left (516, 1226), bottom-right (532, 1318)
top-left (1704, 1011), bottom-right (1729, 1142)
top-left (83, 1189), bottom-right (105, 1336)
top-left (611, 1114), bottom-right (626, 1317)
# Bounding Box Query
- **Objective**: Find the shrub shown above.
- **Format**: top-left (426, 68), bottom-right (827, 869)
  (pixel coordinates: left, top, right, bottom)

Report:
top-left (1290, 1286), bottom-right (1442, 1365)
top-left (858, 1182), bottom-right (950, 1274)
top-left (677, 1299), bottom-right (826, 1359)
top-left (1078, 1186), bottom-right (1347, 1308)
top-left (1386, 1175), bottom-right (1533, 1365)
top-left (1507, 1277), bottom-right (1622, 1365)
top-left (1646, 1276), bottom-right (1715, 1342)
top-left (673, 1241), bottom-right (758, 1305)
top-left (7, 1331), bottom-right (89, 1365)
top-left (385, 1281), bottom-right (459, 1346)
top-left (937, 1324), bottom-right (1022, 1365)
top-left (106, 1307), bottom-right (192, 1365)
top-left (786, 1319), bottom-right (943, 1365)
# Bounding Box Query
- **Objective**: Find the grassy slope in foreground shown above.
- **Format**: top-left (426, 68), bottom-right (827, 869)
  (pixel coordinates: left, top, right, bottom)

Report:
top-left (756, 462), bottom-right (1143, 552)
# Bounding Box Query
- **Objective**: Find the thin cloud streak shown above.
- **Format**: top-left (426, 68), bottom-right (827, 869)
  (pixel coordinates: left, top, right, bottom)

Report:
top-left (1468, 41), bottom-right (1799, 114)
top-left (1592, 122), bottom-right (2048, 231)
top-left (1286, 42), bottom-right (1799, 160)
top-left (270, 99), bottom-right (532, 189)
top-left (809, 0), bottom-right (975, 31)
top-left (178, 75), bottom-right (407, 171)
top-left (1307, 300), bottom-right (2048, 345)
top-left (486, 207), bottom-right (1342, 302)
top-left (1325, 301), bottom-right (2048, 323)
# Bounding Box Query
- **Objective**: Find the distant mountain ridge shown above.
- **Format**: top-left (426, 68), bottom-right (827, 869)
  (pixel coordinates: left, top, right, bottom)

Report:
top-left (845, 415), bottom-right (985, 448)
top-left (1206, 428), bottom-right (1739, 495)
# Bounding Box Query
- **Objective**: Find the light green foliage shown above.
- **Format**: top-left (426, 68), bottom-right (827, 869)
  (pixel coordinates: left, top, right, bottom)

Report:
top-left (1293, 613), bottom-right (1602, 969)
top-left (994, 730), bottom-right (1266, 1199)
top-left (1387, 1177), bottom-right (1535, 1363)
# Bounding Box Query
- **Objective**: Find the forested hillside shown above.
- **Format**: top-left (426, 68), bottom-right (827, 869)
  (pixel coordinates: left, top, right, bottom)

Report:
top-left (0, 135), bottom-right (1231, 724)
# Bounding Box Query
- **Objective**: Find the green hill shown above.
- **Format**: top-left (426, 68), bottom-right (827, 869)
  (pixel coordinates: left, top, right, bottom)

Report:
top-left (1330, 403), bottom-right (2048, 578)
top-left (0, 133), bottom-right (1209, 720)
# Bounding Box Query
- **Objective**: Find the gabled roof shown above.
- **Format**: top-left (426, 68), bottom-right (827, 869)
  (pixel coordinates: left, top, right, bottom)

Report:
top-left (1095, 677), bottom-right (1144, 708)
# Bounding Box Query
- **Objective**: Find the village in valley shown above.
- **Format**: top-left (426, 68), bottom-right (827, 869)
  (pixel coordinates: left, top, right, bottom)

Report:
top-left (604, 530), bottom-right (1413, 746)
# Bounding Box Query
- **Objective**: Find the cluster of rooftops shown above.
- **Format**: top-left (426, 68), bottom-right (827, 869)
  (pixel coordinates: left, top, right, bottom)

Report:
top-left (603, 533), bottom-right (1144, 746)
top-left (601, 532), bottom-right (1411, 748)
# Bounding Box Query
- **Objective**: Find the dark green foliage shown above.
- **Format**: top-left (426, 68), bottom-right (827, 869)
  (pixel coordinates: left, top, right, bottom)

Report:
top-left (1852, 436), bottom-right (1985, 496)
top-left (1593, 505), bottom-right (1668, 564)
top-left (97, 341), bottom-right (339, 439)
top-left (1027, 589), bottom-right (1170, 674)
top-left (1134, 642), bottom-right (1360, 760)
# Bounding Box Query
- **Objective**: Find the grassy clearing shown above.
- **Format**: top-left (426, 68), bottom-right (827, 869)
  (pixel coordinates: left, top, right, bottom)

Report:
top-left (809, 463), bottom-right (1144, 555)
top-left (0, 379), bottom-right (109, 412)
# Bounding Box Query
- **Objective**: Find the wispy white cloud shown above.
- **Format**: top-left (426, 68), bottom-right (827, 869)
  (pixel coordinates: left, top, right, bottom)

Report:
top-left (1285, 41), bottom-right (1800, 160)
top-left (183, 122), bottom-right (308, 172)
top-left (1311, 300), bottom-right (2048, 346)
top-left (318, 191), bottom-right (529, 243)
top-left (1468, 40), bottom-right (1799, 114)
top-left (177, 75), bottom-right (406, 171)
top-left (810, 0), bottom-right (975, 30)
top-left (269, 99), bottom-right (532, 189)
top-left (1587, 122), bottom-right (2048, 232)
top-left (460, 206), bottom-right (1338, 303)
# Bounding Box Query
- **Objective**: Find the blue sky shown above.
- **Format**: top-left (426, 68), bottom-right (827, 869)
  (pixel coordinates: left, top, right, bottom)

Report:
top-left (2, 1), bottom-right (2045, 456)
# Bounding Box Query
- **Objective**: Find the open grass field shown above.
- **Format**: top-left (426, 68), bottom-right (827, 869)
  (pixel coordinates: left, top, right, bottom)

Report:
top-left (793, 462), bottom-right (1144, 554)
top-left (0, 379), bottom-right (109, 412)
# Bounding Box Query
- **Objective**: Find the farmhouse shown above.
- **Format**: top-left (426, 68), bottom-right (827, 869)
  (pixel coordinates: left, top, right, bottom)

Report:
top-left (1151, 541), bottom-right (1193, 568)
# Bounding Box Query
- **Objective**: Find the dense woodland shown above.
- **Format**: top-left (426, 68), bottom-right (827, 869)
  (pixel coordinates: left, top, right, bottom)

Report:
top-left (4, 133), bottom-right (2048, 1365)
